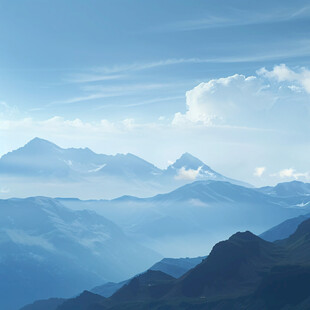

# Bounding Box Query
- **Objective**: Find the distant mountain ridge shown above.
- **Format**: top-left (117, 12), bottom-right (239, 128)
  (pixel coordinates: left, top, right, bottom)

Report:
top-left (149, 256), bottom-right (206, 278)
top-left (59, 180), bottom-right (310, 257)
top-left (258, 181), bottom-right (310, 198)
top-left (260, 214), bottom-right (310, 242)
top-left (0, 138), bottom-right (250, 199)
top-left (0, 137), bottom-right (160, 179)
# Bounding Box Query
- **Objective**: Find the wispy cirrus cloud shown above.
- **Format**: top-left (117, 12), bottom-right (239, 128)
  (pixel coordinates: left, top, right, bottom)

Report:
top-left (156, 6), bottom-right (310, 32)
top-left (50, 93), bottom-right (120, 105)
top-left (82, 42), bottom-right (310, 76)
top-left (49, 83), bottom-right (178, 106)
top-left (63, 73), bottom-right (125, 84)
top-left (93, 96), bottom-right (183, 110)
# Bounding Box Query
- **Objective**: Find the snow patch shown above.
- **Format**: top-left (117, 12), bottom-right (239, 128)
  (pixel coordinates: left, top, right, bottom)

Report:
top-left (88, 164), bottom-right (107, 173)
top-left (294, 201), bottom-right (310, 208)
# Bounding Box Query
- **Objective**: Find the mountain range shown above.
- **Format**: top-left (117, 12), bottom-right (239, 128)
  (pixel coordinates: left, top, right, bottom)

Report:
top-left (3, 138), bottom-right (310, 309)
top-left (58, 180), bottom-right (310, 257)
top-left (3, 179), bottom-right (309, 309)
top-left (2, 180), bottom-right (309, 309)
top-left (0, 138), bottom-right (250, 199)
top-left (23, 217), bottom-right (310, 310)
top-left (0, 197), bottom-right (159, 310)
top-left (12, 179), bottom-right (310, 310)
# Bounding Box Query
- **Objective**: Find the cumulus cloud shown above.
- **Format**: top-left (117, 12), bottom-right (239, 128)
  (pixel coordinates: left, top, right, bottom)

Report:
top-left (173, 74), bottom-right (275, 127)
top-left (175, 166), bottom-right (202, 181)
top-left (258, 64), bottom-right (310, 93)
top-left (254, 167), bottom-right (266, 177)
top-left (272, 168), bottom-right (310, 180)
top-left (173, 65), bottom-right (310, 130)
top-left (279, 168), bottom-right (296, 178)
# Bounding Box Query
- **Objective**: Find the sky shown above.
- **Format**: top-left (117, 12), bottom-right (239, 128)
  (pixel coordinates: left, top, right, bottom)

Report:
top-left (1, 0), bottom-right (310, 186)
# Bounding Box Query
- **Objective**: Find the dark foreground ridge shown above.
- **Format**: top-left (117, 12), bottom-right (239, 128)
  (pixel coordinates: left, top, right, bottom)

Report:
top-left (23, 218), bottom-right (310, 310)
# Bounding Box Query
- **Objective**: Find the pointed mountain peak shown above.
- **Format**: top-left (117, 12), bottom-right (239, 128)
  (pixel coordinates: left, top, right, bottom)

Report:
top-left (79, 290), bottom-right (103, 299)
top-left (206, 231), bottom-right (269, 265)
top-left (204, 231), bottom-right (276, 272)
top-left (24, 137), bottom-right (60, 150)
top-left (180, 152), bottom-right (203, 162)
top-left (170, 153), bottom-right (207, 170)
top-left (229, 231), bottom-right (262, 243)
top-left (57, 290), bottom-right (106, 310)
top-left (28, 137), bottom-right (51, 144)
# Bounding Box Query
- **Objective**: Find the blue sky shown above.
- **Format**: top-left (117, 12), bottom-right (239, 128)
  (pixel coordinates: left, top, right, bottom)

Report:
top-left (1, 0), bottom-right (310, 186)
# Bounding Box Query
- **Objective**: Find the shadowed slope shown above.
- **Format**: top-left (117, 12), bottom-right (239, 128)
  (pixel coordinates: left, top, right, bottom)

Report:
top-left (170, 231), bottom-right (284, 299)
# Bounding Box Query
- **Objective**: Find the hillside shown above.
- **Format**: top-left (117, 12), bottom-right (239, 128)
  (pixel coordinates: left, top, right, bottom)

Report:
top-left (33, 218), bottom-right (310, 310)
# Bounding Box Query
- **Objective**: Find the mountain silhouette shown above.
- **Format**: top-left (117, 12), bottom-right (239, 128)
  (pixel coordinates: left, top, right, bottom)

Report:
top-left (26, 219), bottom-right (310, 310)
top-left (41, 218), bottom-right (310, 310)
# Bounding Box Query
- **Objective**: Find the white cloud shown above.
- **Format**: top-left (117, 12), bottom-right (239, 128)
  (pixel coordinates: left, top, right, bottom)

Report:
top-left (279, 168), bottom-right (296, 178)
top-left (175, 166), bottom-right (202, 181)
top-left (258, 64), bottom-right (310, 93)
top-left (254, 167), bottom-right (266, 177)
top-left (173, 74), bottom-right (275, 127)
top-left (272, 168), bottom-right (310, 180)
top-left (287, 85), bottom-right (303, 93)
top-left (173, 65), bottom-right (310, 130)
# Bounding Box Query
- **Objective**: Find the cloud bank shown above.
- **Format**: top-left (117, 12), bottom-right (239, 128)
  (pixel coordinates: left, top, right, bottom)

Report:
top-left (173, 64), bottom-right (310, 133)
